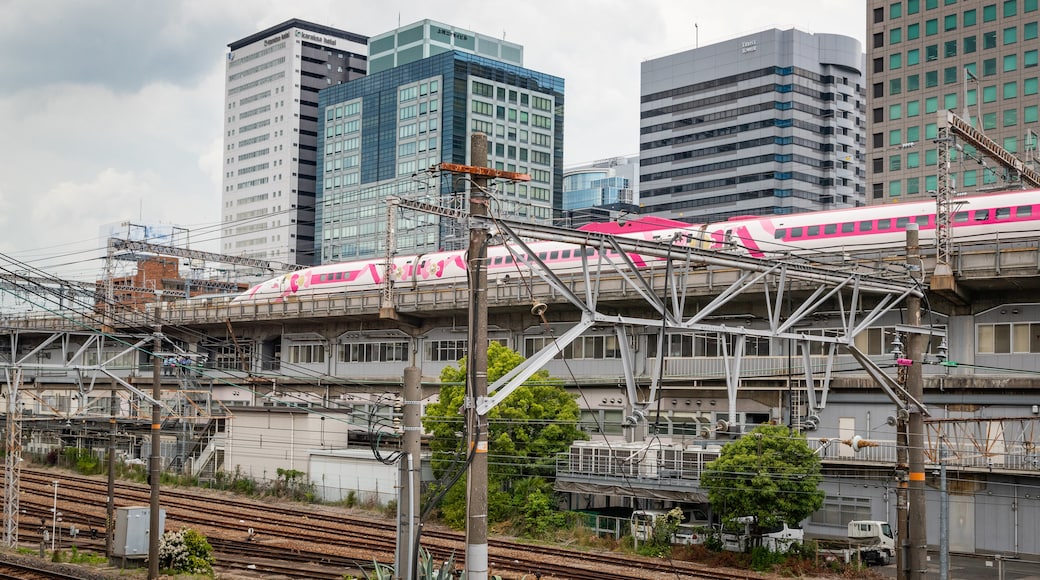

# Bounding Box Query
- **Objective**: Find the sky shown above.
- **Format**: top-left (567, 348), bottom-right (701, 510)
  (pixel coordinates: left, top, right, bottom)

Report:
top-left (0, 0), bottom-right (866, 283)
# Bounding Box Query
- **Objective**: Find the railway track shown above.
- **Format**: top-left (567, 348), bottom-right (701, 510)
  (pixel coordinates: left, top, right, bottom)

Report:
top-left (12, 468), bottom-right (767, 580)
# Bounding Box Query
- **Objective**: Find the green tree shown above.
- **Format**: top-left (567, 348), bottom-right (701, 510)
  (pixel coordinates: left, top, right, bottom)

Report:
top-left (422, 341), bottom-right (587, 529)
top-left (700, 424), bottom-right (824, 534)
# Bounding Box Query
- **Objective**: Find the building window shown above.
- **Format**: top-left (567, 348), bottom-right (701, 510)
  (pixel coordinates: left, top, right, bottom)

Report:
top-left (340, 341), bottom-right (408, 363)
top-left (1006, 0), bottom-right (1018, 17)
top-left (427, 339), bottom-right (467, 362)
top-left (288, 344), bottom-right (325, 364)
top-left (945, 14), bottom-right (957, 30)
top-left (1005, 26), bottom-right (1018, 45)
top-left (977, 322), bottom-right (1040, 354)
top-left (964, 8), bottom-right (977, 25)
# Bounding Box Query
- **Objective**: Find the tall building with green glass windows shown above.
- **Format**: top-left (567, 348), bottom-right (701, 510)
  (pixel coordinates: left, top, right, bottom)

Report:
top-left (315, 20), bottom-right (563, 263)
top-left (868, 0), bottom-right (1040, 202)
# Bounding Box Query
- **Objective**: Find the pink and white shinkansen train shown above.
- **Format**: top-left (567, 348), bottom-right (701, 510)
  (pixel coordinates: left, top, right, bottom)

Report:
top-left (234, 189), bottom-right (1040, 304)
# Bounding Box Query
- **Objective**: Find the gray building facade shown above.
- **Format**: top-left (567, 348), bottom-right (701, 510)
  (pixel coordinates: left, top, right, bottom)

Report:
top-left (639, 28), bottom-right (866, 223)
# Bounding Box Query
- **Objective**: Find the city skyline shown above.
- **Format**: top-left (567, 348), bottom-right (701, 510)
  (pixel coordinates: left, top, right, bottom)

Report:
top-left (0, 0), bottom-right (865, 280)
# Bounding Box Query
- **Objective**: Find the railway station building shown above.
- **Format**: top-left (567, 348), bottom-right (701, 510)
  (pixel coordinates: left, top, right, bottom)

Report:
top-left (639, 28), bottom-right (867, 224)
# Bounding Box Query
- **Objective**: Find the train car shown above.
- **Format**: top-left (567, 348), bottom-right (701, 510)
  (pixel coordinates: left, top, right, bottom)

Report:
top-left (234, 189), bottom-right (1040, 304)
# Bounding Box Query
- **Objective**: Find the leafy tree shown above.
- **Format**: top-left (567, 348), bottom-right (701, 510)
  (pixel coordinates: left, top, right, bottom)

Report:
top-left (700, 424), bottom-right (824, 534)
top-left (422, 341), bottom-right (587, 529)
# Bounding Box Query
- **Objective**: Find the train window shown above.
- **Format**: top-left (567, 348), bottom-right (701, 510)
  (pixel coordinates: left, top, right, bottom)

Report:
top-left (842, 222), bottom-right (856, 233)
top-left (807, 225), bottom-right (820, 236)
top-left (538, 252), bottom-right (548, 260)
top-left (996, 207), bottom-right (1011, 219)
top-left (584, 247), bottom-right (597, 256)
top-left (549, 251), bottom-right (559, 260)
top-left (915, 215), bottom-right (929, 226)
top-left (954, 212), bottom-right (969, 223)
top-left (824, 224), bottom-right (837, 234)
top-left (790, 227), bottom-right (803, 238)
top-left (561, 250), bottom-right (571, 259)
top-left (336, 272), bottom-right (344, 280)
top-left (860, 221), bottom-right (874, 232)
top-left (896, 217), bottom-right (909, 228)
top-left (1016, 205), bottom-right (1033, 217)
top-left (504, 256), bottom-right (514, 264)
top-left (493, 256), bottom-right (503, 265)
top-left (878, 219), bottom-right (892, 230)
top-left (974, 210), bottom-right (989, 221)
top-left (774, 228), bottom-right (786, 239)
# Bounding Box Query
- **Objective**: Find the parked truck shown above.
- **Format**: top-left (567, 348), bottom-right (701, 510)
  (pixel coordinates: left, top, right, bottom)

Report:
top-left (720, 516), bottom-right (804, 552)
top-left (631, 507), bottom-right (714, 546)
top-left (841, 520), bottom-right (894, 566)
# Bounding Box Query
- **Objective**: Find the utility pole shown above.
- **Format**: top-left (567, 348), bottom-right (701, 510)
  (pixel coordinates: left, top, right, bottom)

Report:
top-left (465, 132), bottom-right (491, 580)
top-left (905, 224), bottom-right (928, 580)
top-left (149, 299), bottom-right (162, 580)
top-left (107, 381), bottom-right (117, 556)
top-left (395, 364), bottom-right (421, 580)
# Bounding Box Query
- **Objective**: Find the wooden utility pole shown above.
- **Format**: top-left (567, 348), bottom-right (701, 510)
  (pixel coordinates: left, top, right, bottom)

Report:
top-left (464, 132), bottom-right (491, 580)
top-left (149, 300), bottom-right (162, 579)
top-left (427, 143), bottom-right (528, 580)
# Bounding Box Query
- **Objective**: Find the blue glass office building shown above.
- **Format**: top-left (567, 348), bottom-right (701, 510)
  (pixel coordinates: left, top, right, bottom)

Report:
top-left (316, 50), bottom-right (564, 263)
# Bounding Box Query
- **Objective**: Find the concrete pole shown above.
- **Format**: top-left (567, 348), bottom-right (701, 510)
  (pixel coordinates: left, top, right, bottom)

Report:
top-left (149, 301), bottom-right (162, 580)
top-left (464, 133), bottom-right (490, 580)
top-left (107, 382), bottom-right (117, 556)
top-left (906, 223), bottom-right (928, 580)
top-left (939, 458), bottom-right (948, 580)
top-left (395, 364), bottom-right (422, 580)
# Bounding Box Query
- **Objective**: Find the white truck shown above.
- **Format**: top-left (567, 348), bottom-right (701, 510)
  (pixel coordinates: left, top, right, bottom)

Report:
top-left (819, 519), bottom-right (894, 565)
top-left (721, 516), bottom-right (804, 552)
top-left (631, 507), bottom-right (714, 546)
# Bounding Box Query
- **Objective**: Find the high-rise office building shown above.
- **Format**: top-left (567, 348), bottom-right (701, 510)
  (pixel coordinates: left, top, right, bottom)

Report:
top-left (639, 29), bottom-right (866, 223)
top-left (222, 19), bottom-right (367, 266)
top-left (315, 20), bottom-right (563, 263)
top-left (868, 0), bottom-right (1040, 202)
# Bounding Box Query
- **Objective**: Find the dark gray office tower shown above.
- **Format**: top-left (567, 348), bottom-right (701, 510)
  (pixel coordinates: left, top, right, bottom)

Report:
top-left (640, 28), bottom-right (866, 223)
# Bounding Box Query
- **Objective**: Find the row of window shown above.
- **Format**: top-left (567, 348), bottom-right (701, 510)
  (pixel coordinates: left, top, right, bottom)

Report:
top-left (877, 0), bottom-right (1037, 22)
top-left (880, 35), bottom-right (1038, 73)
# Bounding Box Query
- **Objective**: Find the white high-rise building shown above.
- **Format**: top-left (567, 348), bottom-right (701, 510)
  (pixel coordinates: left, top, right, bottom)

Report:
top-left (222, 19), bottom-right (367, 266)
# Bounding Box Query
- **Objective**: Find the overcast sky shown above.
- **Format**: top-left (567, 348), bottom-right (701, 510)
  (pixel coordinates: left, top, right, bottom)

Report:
top-left (0, 0), bottom-right (865, 282)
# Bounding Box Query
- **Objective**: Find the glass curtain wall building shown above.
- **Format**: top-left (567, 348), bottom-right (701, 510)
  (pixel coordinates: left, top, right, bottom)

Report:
top-left (639, 28), bottom-right (866, 223)
top-left (316, 23), bottom-right (563, 263)
top-left (222, 20), bottom-right (367, 266)
top-left (868, 0), bottom-right (1040, 202)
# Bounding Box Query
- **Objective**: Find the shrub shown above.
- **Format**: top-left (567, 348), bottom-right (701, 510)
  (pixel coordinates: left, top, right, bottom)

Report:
top-left (157, 528), bottom-right (214, 576)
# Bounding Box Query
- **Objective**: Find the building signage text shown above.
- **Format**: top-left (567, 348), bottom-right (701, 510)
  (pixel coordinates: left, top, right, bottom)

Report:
top-left (741, 40), bottom-right (758, 54)
top-left (436, 28), bottom-right (470, 41)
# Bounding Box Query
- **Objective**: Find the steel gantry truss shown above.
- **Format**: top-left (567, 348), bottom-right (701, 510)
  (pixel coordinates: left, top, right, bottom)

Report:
top-left (380, 195), bottom-right (927, 432)
top-left (464, 217), bottom-right (930, 429)
top-left (0, 329), bottom-right (165, 548)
